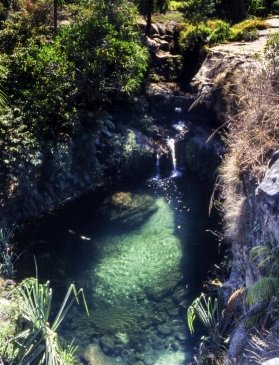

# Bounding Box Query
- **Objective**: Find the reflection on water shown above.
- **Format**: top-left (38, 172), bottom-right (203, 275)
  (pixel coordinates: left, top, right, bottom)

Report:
top-left (16, 173), bottom-right (218, 365)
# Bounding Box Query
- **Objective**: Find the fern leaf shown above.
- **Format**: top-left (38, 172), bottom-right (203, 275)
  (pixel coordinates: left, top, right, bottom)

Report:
top-left (246, 277), bottom-right (279, 306)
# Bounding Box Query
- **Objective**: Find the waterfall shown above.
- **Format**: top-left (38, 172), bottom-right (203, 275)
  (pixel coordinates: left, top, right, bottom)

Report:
top-left (156, 152), bottom-right (161, 179)
top-left (167, 138), bottom-right (180, 177)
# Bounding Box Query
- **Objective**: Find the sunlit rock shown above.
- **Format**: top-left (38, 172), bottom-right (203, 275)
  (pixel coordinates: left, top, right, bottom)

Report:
top-left (82, 344), bottom-right (118, 365)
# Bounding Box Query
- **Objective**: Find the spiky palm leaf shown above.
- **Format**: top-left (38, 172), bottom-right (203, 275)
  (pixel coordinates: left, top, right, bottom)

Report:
top-left (187, 293), bottom-right (221, 343)
top-left (0, 85), bottom-right (8, 110)
top-left (12, 277), bottom-right (88, 365)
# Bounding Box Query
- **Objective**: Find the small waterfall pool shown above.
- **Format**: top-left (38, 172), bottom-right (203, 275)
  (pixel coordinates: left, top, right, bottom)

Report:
top-left (15, 143), bottom-right (219, 365)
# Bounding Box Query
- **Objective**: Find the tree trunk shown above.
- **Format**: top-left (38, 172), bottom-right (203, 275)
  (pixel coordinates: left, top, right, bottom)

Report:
top-left (145, 0), bottom-right (153, 35)
top-left (54, 0), bottom-right (58, 34)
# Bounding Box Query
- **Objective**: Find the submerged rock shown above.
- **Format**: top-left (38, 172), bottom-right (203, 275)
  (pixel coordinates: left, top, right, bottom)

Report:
top-left (99, 335), bottom-right (115, 355)
top-left (82, 344), bottom-right (118, 365)
top-left (101, 192), bottom-right (158, 228)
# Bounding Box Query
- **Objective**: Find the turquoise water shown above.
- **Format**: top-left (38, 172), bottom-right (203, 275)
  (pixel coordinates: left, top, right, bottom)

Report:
top-left (16, 173), bottom-right (218, 364)
top-left (90, 197), bottom-right (182, 307)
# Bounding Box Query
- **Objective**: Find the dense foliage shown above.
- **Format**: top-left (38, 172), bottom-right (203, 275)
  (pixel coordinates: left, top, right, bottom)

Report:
top-left (0, 0), bottom-right (148, 137)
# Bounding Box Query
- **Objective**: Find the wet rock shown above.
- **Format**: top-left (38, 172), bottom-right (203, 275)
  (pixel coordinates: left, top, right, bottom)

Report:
top-left (168, 308), bottom-right (179, 316)
top-left (172, 286), bottom-right (188, 304)
top-left (142, 352), bottom-right (156, 365)
top-left (99, 335), bottom-right (115, 355)
top-left (175, 330), bottom-right (187, 342)
top-left (101, 192), bottom-right (158, 228)
top-left (82, 344), bottom-right (117, 365)
top-left (157, 324), bottom-right (172, 336)
top-left (184, 130), bottom-right (222, 180)
top-left (171, 340), bottom-right (181, 351)
top-left (153, 311), bottom-right (168, 325)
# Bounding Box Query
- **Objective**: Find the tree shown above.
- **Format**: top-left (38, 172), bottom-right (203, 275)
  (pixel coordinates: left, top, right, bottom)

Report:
top-left (135, 0), bottom-right (169, 34)
top-left (215, 0), bottom-right (247, 22)
top-left (183, 0), bottom-right (216, 23)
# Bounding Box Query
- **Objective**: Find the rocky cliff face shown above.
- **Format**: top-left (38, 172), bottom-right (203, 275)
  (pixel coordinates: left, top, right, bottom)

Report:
top-left (0, 115), bottom-right (156, 229)
top-left (191, 17), bottom-right (279, 120)
top-left (197, 18), bottom-right (279, 364)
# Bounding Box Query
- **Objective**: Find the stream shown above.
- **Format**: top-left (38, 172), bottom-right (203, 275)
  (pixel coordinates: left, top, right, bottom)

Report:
top-left (15, 131), bottom-right (219, 365)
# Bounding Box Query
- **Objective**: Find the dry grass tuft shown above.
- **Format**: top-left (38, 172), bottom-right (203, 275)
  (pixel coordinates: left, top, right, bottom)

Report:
top-left (218, 57), bottom-right (279, 240)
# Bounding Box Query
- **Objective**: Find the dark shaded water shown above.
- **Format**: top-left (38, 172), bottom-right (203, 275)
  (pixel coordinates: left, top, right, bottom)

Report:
top-left (15, 170), bottom-right (219, 365)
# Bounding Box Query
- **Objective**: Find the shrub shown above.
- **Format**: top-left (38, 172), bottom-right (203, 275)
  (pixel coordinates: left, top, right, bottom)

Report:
top-left (264, 31), bottom-right (279, 72)
top-left (0, 228), bottom-right (15, 278)
top-left (230, 18), bottom-right (267, 41)
top-left (179, 23), bottom-right (211, 51)
top-left (207, 19), bottom-right (232, 45)
top-left (182, 0), bottom-right (216, 23)
top-left (168, 0), bottom-right (185, 11)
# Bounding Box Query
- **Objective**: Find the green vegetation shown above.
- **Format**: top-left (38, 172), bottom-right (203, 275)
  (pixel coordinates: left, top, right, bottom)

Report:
top-left (179, 18), bottom-right (267, 53)
top-left (0, 0), bottom-right (148, 137)
top-left (0, 277), bottom-right (88, 365)
top-left (245, 245), bottom-right (279, 326)
top-left (0, 228), bottom-right (15, 278)
top-left (187, 293), bottom-right (227, 364)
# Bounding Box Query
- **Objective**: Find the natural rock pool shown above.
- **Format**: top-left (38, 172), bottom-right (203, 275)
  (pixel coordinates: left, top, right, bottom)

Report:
top-left (16, 169), bottom-right (219, 365)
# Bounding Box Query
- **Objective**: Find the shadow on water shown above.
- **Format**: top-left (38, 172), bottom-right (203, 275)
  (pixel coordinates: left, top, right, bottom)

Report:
top-left (15, 169), bottom-right (219, 365)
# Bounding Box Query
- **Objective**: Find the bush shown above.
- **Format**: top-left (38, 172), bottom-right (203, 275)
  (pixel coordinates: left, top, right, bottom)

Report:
top-left (168, 0), bottom-right (185, 11)
top-left (207, 19), bottom-right (232, 45)
top-left (179, 23), bottom-right (211, 51)
top-left (182, 0), bottom-right (216, 23)
top-left (264, 31), bottom-right (279, 72)
top-left (0, 0), bottom-right (148, 136)
top-left (179, 19), bottom-right (232, 51)
top-left (230, 18), bottom-right (267, 41)
top-left (6, 38), bottom-right (76, 135)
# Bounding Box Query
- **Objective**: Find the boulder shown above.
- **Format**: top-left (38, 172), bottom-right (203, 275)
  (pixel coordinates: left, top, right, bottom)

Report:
top-left (157, 324), bottom-right (172, 336)
top-left (172, 286), bottom-right (187, 304)
top-left (101, 192), bottom-right (158, 228)
top-left (257, 158), bottom-right (279, 243)
top-left (99, 335), bottom-right (115, 355)
top-left (82, 344), bottom-right (118, 365)
top-left (263, 359), bottom-right (279, 365)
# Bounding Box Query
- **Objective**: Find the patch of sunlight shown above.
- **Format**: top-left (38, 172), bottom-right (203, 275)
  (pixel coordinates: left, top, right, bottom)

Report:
top-left (154, 350), bottom-right (186, 365)
top-left (90, 197), bottom-right (183, 306)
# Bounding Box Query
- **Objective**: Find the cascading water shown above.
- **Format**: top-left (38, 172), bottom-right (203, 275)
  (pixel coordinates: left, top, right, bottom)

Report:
top-left (167, 138), bottom-right (180, 177)
top-left (156, 152), bottom-right (161, 179)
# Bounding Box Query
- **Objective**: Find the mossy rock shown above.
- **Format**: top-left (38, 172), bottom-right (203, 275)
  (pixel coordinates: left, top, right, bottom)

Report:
top-left (101, 192), bottom-right (158, 228)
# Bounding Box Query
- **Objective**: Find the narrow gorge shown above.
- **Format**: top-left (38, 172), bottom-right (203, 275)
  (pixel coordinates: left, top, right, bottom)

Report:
top-left (1, 2), bottom-right (279, 365)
